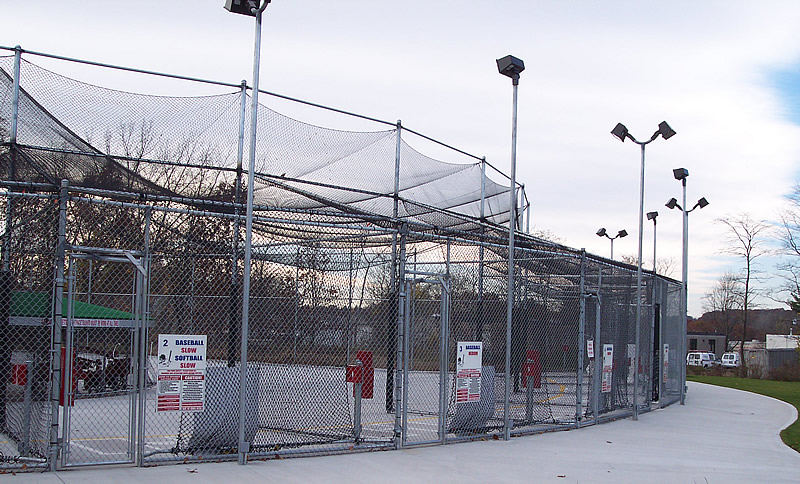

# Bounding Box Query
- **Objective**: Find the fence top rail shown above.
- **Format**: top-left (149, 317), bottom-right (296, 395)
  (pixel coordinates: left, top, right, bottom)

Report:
top-left (0, 44), bottom-right (243, 90)
top-left (1, 45), bottom-right (497, 174)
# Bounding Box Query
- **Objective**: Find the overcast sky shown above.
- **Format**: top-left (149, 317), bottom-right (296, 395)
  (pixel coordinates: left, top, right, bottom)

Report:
top-left (4, 1), bottom-right (800, 317)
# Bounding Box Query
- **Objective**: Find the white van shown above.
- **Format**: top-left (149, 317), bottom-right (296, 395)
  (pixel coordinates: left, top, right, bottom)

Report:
top-left (686, 351), bottom-right (716, 368)
top-left (720, 352), bottom-right (740, 368)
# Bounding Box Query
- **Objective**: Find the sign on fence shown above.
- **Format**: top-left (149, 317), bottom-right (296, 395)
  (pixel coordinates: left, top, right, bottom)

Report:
top-left (456, 341), bottom-right (482, 403)
top-left (157, 334), bottom-right (207, 412)
top-left (587, 339), bottom-right (594, 359)
top-left (601, 344), bottom-right (613, 393)
top-left (663, 344), bottom-right (669, 384)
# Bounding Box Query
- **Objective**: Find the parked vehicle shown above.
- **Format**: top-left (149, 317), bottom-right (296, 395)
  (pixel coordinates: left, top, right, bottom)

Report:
top-left (720, 352), bottom-right (741, 368)
top-left (686, 351), bottom-right (716, 368)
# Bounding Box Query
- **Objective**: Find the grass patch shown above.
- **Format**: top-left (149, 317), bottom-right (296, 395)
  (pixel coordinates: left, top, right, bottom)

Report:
top-left (688, 375), bottom-right (800, 453)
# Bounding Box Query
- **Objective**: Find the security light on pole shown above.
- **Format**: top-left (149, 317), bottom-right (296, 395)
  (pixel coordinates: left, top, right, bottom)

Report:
top-left (610, 120), bottom-right (675, 421)
top-left (596, 227), bottom-right (627, 260)
top-left (497, 53), bottom-right (524, 442)
top-left (647, 211), bottom-right (658, 273)
top-left (224, 0), bottom-right (264, 16)
top-left (665, 167), bottom-right (708, 406)
top-left (225, 0), bottom-right (272, 465)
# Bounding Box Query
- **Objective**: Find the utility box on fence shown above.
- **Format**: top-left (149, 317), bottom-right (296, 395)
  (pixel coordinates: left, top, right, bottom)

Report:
top-left (11, 363), bottom-right (28, 386)
top-left (522, 350), bottom-right (541, 389)
top-left (60, 346), bottom-right (79, 406)
top-left (346, 350), bottom-right (373, 399)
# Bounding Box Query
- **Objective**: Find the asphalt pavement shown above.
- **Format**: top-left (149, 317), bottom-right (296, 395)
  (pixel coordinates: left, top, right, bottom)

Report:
top-left (4, 381), bottom-right (799, 483)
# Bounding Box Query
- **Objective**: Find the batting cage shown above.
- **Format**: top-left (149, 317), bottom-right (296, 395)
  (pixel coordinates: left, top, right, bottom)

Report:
top-left (0, 46), bottom-right (685, 471)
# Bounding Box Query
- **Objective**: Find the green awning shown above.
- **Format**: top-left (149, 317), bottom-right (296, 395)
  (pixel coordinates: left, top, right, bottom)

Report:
top-left (9, 291), bottom-right (139, 328)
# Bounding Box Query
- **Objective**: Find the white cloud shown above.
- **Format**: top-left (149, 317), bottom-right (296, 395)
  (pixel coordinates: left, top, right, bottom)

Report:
top-left (3, 0), bottom-right (800, 316)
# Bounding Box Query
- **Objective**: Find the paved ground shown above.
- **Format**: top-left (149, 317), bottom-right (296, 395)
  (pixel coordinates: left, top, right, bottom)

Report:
top-left (4, 381), bottom-right (800, 483)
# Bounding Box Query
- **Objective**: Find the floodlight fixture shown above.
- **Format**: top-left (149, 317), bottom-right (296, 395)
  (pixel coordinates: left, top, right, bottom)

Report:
top-left (695, 197), bottom-right (709, 209)
top-left (646, 211), bottom-right (658, 221)
top-left (496, 55), bottom-right (525, 83)
top-left (673, 168), bottom-right (689, 181)
top-left (611, 123), bottom-right (629, 142)
top-left (224, 0), bottom-right (263, 16)
top-left (597, 226), bottom-right (626, 259)
top-left (665, 198), bottom-right (679, 210)
top-left (609, 119), bottom-right (675, 417)
top-left (658, 121), bottom-right (677, 140)
top-left (499, 52), bottom-right (524, 441)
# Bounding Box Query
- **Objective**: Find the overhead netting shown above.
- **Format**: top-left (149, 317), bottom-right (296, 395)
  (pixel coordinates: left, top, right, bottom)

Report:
top-left (0, 56), bottom-right (512, 236)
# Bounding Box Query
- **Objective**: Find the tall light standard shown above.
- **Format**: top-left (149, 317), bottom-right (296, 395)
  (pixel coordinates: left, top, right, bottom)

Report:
top-left (596, 227), bottom-right (628, 260)
top-left (646, 212), bottom-right (658, 273)
top-left (666, 167), bottom-right (709, 406)
top-left (646, 210), bottom-right (658, 402)
top-left (224, 0), bottom-right (271, 465)
top-left (610, 121), bottom-right (675, 420)
top-left (497, 54), bottom-right (524, 441)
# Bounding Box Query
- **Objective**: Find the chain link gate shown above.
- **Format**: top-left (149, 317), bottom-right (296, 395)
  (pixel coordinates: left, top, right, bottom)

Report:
top-left (60, 249), bottom-right (149, 467)
top-left (400, 270), bottom-right (450, 446)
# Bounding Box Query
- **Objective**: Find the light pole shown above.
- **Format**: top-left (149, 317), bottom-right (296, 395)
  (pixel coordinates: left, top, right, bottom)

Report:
top-left (596, 227), bottom-right (627, 260)
top-left (610, 121), bottom-right (675, 421)
top-left (647, 211), bottom-right (658, 273)
top-left (497, 54), bottom-right (524, 441)
top-left (666, 167), bottom-right (708, 406)
top-left (646, 210), bottom-right (658, 402)
top-left (224, 0), bottom-right (271, 465)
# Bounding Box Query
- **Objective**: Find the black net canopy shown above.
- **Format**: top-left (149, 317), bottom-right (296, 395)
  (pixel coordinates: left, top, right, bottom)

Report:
top-left (0, 57), bottom-right (518, 239)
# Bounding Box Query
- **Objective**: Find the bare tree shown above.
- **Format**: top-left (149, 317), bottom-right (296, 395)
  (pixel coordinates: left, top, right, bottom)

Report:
top-left (619, 254), bottom-right (677, 278)
top-left (778, 184), bottom-right (800, 313)
top-left (702, 271), bottom-right (743, 350)
top-left (717, 213), bottom-right (770, 369)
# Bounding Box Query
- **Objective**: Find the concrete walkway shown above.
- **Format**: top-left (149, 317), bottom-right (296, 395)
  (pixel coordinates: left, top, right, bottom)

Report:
top-left (5, 382), bottom-right (800, 483)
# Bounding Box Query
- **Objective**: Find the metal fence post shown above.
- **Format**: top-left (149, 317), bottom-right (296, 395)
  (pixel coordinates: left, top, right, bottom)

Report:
top-left (576, 250), bottom-right (586, 425)
top-left (393, 224), bottom-right (407, 448)
top-left (438, 239), bottom-right (451, 444)
top-left (136, 207), bottom-right (152, 465)
top-left (593, 268), bottom-right (602, 425)
top-left (401, 278), bottom-right (410, 448)
top-left (20, 360), bottom-right (33, 456)
top-left (49, 179), bottom-right (68, 471)
top-left (386, 120), bottom-right (402, 415)
top-left (61, 250), bottom-right (76, 467)
top-left (353, 359), bottom-right (363, 442)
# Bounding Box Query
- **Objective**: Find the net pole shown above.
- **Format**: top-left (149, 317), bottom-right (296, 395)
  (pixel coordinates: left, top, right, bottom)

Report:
top-left (3, 46), bottom-right (21, 271)
top-left (238, 3), bottom-right (267, 465)
top-left (228, 80), bottom-right (247, 367)
top-left (476, 158), bottom-right (485, 341)
top-left (386, 120), bottom-right (401, 415)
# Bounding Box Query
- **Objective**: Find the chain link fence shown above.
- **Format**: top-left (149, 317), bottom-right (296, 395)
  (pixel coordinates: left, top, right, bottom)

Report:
top-left (0, 47), bottom-right (685, 471)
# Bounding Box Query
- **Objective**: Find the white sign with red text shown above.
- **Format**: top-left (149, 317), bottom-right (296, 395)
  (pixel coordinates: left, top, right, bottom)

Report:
top-left (601, 344), bottom-right (614, 393)
top-left (157, 334), bottom-right (207, 412)
top-left (455, 341), bottom-right (482, 403)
